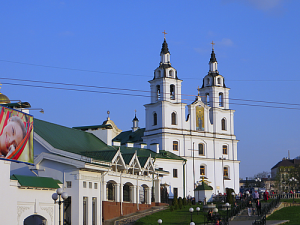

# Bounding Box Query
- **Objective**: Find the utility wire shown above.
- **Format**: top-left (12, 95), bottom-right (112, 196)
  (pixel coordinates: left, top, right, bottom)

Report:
top-left (2, 81), bottom-right (300, 110)
top-left (1, 59), bottom-right (300, 82)
top-left (1, 77), bottom-right (300, 107)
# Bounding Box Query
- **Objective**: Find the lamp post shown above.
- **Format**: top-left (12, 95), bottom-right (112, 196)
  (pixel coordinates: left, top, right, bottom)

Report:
top-left (157, 219), bottom-right (162, 224)
top-left (189, 207), bottom-right (194, 222)
top-left (289, 177), bottom-right (297, 203)
top-left (196, 207), bottom-right (200, 215)
top-left (190, 222), bottom-right (195, 225)
top-left (52, 188), bottom-right (68, 225)
top-left (255, 178), bottom-right (261, 188)
top-left (225, 202), bottom-right (230, 223)
top-left (219, 156), bottom-right (226, 194)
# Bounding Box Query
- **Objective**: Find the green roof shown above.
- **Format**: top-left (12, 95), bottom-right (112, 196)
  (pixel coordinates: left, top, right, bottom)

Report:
top-left (138, 157), bottom-right (149, 167)
top-left (34, 119), bottom-right (115, 154)
top-left (122, 153), bottom-right (135, 164)
top-left (113, 128), bottom-right (145, 145)
top-left (73, 124), bottom-right (112, 130)
top-left (11, 174), bottom-right (61, 189)
top-left (80, 150), bottom-right (117, 162)
top-left (194, 181), bottom-right (213, 191)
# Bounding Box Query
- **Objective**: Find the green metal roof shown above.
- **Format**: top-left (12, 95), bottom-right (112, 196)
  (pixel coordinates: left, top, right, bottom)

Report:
top-left (34, 119), bottom-right (115, 154)
top-left (11, 174), bottom-right (61, 189)
top-left (113, 128), bottom-right (145, 145)
top-left (80, 150), bottom-right (117, 162)
top-left (194, 181), bottom-right (213, 191)
top-left (73, 124), bottom-right (112, 131)
top-left (122, 153), bottom-right (135, 164)
top-left (138, 157), bottom-right (149, 167)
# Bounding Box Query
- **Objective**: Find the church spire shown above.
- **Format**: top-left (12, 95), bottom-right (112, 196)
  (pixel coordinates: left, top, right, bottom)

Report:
top-left (209, 41), bottom-right (218, 73)
top-left (160, 31), bottom-right (170, 64)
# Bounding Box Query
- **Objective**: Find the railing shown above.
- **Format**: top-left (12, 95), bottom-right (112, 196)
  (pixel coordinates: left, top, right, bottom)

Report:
top-left (252, 196), bottom-right (281, 225)
top-left (269, 193), bottom-right (300, 199)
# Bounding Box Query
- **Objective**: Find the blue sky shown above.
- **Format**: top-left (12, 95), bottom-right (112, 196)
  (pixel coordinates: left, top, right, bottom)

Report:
top-left (0, 0), bottom-right (299, 179)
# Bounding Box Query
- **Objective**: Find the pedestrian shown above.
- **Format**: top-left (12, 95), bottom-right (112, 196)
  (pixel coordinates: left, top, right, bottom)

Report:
top-left (256, 199), bottom-right (262, 216)
top-left (247, 200), bottom-right (252, 216)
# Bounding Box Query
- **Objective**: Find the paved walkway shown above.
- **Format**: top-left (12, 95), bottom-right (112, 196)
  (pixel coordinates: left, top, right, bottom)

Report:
top-left (229, 205), bottom-right (289, 225)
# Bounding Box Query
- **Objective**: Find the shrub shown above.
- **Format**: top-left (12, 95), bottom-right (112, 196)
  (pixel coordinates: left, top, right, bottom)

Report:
top-left (172, 197), bottom-right (178, 210)
top-left (178, 197), bottom-right (183, 209)
top-left (183, 197), bottom-right (187, 205)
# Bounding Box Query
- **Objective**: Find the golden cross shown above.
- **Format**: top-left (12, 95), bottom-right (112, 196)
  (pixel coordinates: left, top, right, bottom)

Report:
top-left (211, 41), bottom-right (215, 50)
top-left (162, 30), bottom-right (167, 39)
top-left (197, 86), bottom-right (200, 96)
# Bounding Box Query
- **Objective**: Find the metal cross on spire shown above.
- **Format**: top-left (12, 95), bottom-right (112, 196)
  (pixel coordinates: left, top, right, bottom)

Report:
top-left (211, 41), bottom-right (215, 50)
top-left (162, 30), bottom-right (167, 39)
top-left (197, 86), bottom-right (201, 96)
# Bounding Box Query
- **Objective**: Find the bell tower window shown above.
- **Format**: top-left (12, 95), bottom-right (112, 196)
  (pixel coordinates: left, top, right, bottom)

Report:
top-left (219, 93), bottom-right (223, 107)
top-left (206, 78), bottom-right (210, 85)
top-left (206, 93), bottom-right (210, 105)
top-left (156, 85), bottom-right (160, 100)
top-left (169, 70), bottom-right (174, 78)
top-left (153, 113), bottom-right (157, 126)
top-left (170, 84), bottom-right (175, 100)
top-left (171, 112), bottom-right (176, 125)
top-left (217, 77), bottom-right (221, 85)
top-left (157, 70), bottom-right (161, 78)
top-left (221, 118), bottom-right (226, 130)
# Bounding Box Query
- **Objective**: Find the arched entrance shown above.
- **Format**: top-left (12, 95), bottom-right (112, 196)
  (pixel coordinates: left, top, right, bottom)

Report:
top-left (24, 214), bottom-right (47, 225)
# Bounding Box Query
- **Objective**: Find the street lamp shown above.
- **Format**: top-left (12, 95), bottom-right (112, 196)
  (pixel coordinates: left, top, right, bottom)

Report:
top-left (289, 177), bottom-right (297, 203)
top-left (255, 178), bottom-right (261, 187)
top-left (157, 219), bottom-right (162, 224)
top-left (225, 202), bottom-right (230, 223)
top-left (196, 207), bottom-right (200, 215)
top-left (190, 222), bottom-right (195, 225)
top-left (189, 207), bottom-right (194, 222)
top-left (213, 207), bottom-right (218, 216)
top-left (219, 156), bottom-right (226, 194)
top-left (52, 188), bottom-right (68, 225)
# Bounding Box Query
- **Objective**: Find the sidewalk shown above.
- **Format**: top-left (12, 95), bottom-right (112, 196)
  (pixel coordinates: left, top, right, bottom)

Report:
top-left (229, 220), bottom-right (289, 225)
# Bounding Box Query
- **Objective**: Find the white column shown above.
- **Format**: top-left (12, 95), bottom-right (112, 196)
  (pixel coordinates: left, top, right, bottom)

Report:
top-left (147, 188), bottom-right (151, 204)
top-left (115, 184), bottom-right (121, 202)
top-left (131, 186), bottom-right (136, 203)
top-left (154, 179), bottom-right (161, 203)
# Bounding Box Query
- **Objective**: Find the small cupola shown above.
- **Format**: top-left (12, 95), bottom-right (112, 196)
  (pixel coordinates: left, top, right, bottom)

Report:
top-left (132, 110), bottom-right (139, 132)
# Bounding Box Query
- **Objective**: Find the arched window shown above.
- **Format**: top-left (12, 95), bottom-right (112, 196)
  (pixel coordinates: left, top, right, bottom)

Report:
top-left (173, 141), bottom-right (178, 151)
top-left (223, 167), bottom-right (229, 178)
top-left (200, 165), bottom-right (205, 176)
top-left (107, 182), bottom-right (115, 201)
top-left (218, 77), bottom-right (221, 84)
top-left (206, 93), bottom-right (210, 105)
top-left (221, 118), bottom-right (226, 130)
top-left (171, 112), bottom-right (176, 125)
top-left (153, 112), bottom-right (157, 125)
top-left (169, 70), bottom-right (173, 78)
top-left (219, 93), bottom-right (223, 107)
top-left (156, 85), bottom-right (160, 100)
top-left (206, 78), bottom-right (210, 85)
top-left (170, 84), bottom-right (175, 100)
top-left (222, 145), bottom-right (228, 155)
top-left (198, 143), bottom-right (204, 155)
top-left (123, 183), bottom-right (131, 202)
top-left (157, 70), bottom-right (161, 78)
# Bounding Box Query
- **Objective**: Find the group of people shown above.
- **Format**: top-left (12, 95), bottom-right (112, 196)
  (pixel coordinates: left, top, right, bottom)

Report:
top-left (246, 190), bottom-right (267, 216)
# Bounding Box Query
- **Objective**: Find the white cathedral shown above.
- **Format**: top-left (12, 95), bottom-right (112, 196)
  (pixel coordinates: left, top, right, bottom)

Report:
top-left (111, 37), bottom-right (240, 198)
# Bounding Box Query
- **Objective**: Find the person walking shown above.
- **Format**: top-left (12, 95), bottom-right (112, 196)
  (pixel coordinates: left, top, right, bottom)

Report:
top-left (256, 199), bottom-right (262, 216)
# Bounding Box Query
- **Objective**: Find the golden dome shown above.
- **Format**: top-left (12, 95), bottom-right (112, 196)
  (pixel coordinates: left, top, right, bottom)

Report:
top-left (0, 93), bottom-right (10, 104)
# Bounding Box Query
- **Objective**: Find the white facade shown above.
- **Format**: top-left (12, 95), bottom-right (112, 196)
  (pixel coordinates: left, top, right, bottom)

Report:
top-left (143, 39), bottom-right (240, 198)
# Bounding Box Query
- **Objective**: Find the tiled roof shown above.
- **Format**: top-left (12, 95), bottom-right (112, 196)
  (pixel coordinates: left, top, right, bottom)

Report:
top-left (34, 118), bottom-right (115, 154)
top-left (80, 150), bottom-right (117, 162)
top-left (271, 159), bottom-right (300, 169)
top-left (11, 174), bottom-right (61, 189)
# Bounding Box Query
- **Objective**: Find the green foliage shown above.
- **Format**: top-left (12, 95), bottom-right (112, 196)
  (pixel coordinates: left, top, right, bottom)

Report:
top-left (178, 197), bottom-right (183, 209)
top-left (267, 206), bottom-right (300, 225)
top-left (135, 205), bottom-right (205, 225)
top-left (226, 188), bottom-right (234, 205)
top-left (172, 197), bottom-right (178, 210)
top-left (169, 205), bottom-right (174, 212)
top-left (183, 197), bottom-right (187, 205)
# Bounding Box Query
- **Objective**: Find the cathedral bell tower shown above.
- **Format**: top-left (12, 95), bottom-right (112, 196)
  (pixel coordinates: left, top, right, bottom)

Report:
top-left (149, 36), bottom-right (182, 104)
top-left (200, 42), bottom-right (230, 109)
